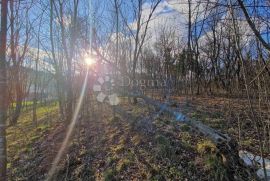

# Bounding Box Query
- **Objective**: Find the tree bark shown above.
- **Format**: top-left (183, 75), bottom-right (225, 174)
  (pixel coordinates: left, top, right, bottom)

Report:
top-left (0, 0), bottom-right (8, 180)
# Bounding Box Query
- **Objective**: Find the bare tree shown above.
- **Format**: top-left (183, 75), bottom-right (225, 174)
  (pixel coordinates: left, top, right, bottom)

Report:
top-left (121, 0), bottom-right (162, 102)
top-left (237, 0), bottom-right (270, 52)
top-left (49, 0), bottom-right (80, 122)
top-left (9, 0), bottom-right (33, 125)
top-left (0, 0), bottom-right (8, 180)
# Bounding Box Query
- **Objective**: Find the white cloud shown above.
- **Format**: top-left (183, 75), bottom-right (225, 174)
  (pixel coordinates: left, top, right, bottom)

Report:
top-left (166, 0), bottom-right (216, 23)
top-left (129, 1), bottom-right (188, 50)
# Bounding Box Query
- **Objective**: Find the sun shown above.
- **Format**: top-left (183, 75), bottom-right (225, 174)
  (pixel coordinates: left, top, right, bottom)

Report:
top-left (85, 56), bottom-right (96, 66)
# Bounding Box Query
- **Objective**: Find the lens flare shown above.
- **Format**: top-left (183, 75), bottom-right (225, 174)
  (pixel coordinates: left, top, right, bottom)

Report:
top-left (85, 56), bottom-right (95, 66)
top-left (46, 70), bottom-right (89, 181)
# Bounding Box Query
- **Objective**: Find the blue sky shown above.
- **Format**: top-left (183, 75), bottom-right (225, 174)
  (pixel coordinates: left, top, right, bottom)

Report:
top-left (20, 0), bottom-right (270, 57)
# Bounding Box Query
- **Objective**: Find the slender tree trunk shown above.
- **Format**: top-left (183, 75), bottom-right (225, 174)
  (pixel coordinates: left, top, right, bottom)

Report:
top-left (9, 0), bottom-right (22, 126)
top-left (50, 0), bottom-right (65, 118)
top-left (0, 0), bottom-right (8, 180)
top-left (10, 91), bottom-right (23, 126)
top-left (188, 0), bottom-right (193, 95)
top-left (229, 2), bottom-right (268, 180)
top-left (9, 0), bottom-right (30, 126)
top-left (33, 27), bottom-right (41, 126)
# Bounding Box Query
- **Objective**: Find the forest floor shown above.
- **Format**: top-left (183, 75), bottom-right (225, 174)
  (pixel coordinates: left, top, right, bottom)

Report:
top-left (7, 96), bottom-right (268, 180)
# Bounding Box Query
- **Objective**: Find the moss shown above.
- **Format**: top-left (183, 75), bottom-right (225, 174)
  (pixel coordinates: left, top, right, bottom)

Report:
top-left (197, 140), bottom-right (217, 155)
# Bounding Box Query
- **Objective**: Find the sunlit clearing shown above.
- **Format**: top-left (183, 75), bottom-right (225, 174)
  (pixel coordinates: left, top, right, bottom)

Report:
top-left (85, 56), bottom-right (96, 66)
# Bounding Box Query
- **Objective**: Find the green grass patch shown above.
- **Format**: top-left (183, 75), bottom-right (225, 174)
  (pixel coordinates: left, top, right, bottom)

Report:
top-left (7, 103), bottom-right (59, 177)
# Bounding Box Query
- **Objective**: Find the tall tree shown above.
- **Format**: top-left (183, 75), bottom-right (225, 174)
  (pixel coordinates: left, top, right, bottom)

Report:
top-left (122, 0), bottom-right (162, 102)
top-left (9, 0), bottom-right (32, 125)
top-left (0, 0), bottom-right (8, 180)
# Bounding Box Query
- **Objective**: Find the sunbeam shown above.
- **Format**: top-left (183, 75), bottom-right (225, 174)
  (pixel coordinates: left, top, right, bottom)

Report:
top-left (45, 70), bottom-right (89, 181)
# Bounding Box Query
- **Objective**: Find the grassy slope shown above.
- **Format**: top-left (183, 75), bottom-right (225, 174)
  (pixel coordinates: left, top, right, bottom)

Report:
top-left (7, 103), bottom-right (59, 180)
top-left (6, 96), bottom-right (262, 180)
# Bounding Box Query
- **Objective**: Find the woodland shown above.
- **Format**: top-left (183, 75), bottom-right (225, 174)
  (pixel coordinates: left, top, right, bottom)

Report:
top-left (0, 0), bottom-right (270, 180)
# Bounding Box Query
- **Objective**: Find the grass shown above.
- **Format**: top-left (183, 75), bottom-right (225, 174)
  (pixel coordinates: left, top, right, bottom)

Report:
top-left (7, 96), bottom-right (249, 180)
top-left (197, 140), bottom-right (217, 155)
top-left (10, 101), bottom-right (37, 107)
top-left (131, 135), bottom-right (142, 146)
top-left (7, 103), bottom-right (59, 178)
top-left (107, 155), bottom-right (118, 166)
top-left (196, 140), bottom-right (229, 180)
top-left (111, 144), bottom-right (125, 154)
top-left (180, 124), bottom-right (190, 131)
top-left (104, 168), bottom-right (117, 181)
top-left (9, 101), bottom-right (50, 112)
top-left (205, 155), bottom-right (229, 181)
top-left (168, 166), bottom-right (183, 179)
top-left (155, 135), bottom-right (174, 158)
top-left (108, 116), bottom-right (121, 124)
top-left (116, 158), bottom-right (132, 172)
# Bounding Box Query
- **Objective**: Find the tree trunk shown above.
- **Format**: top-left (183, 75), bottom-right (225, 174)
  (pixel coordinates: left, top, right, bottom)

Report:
top-left (32, 53), bottom-right (39, 126)
top-left (0, 0), bottom-right (8, 180)
top-left (10, 96), bottom-right (22, 126)
top-left (188, 0), bottom-right (193, 95)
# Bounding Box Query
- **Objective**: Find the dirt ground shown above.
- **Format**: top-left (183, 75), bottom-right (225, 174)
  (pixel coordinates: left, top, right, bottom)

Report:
top-left (8, 96), bottom-right (266, 180)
